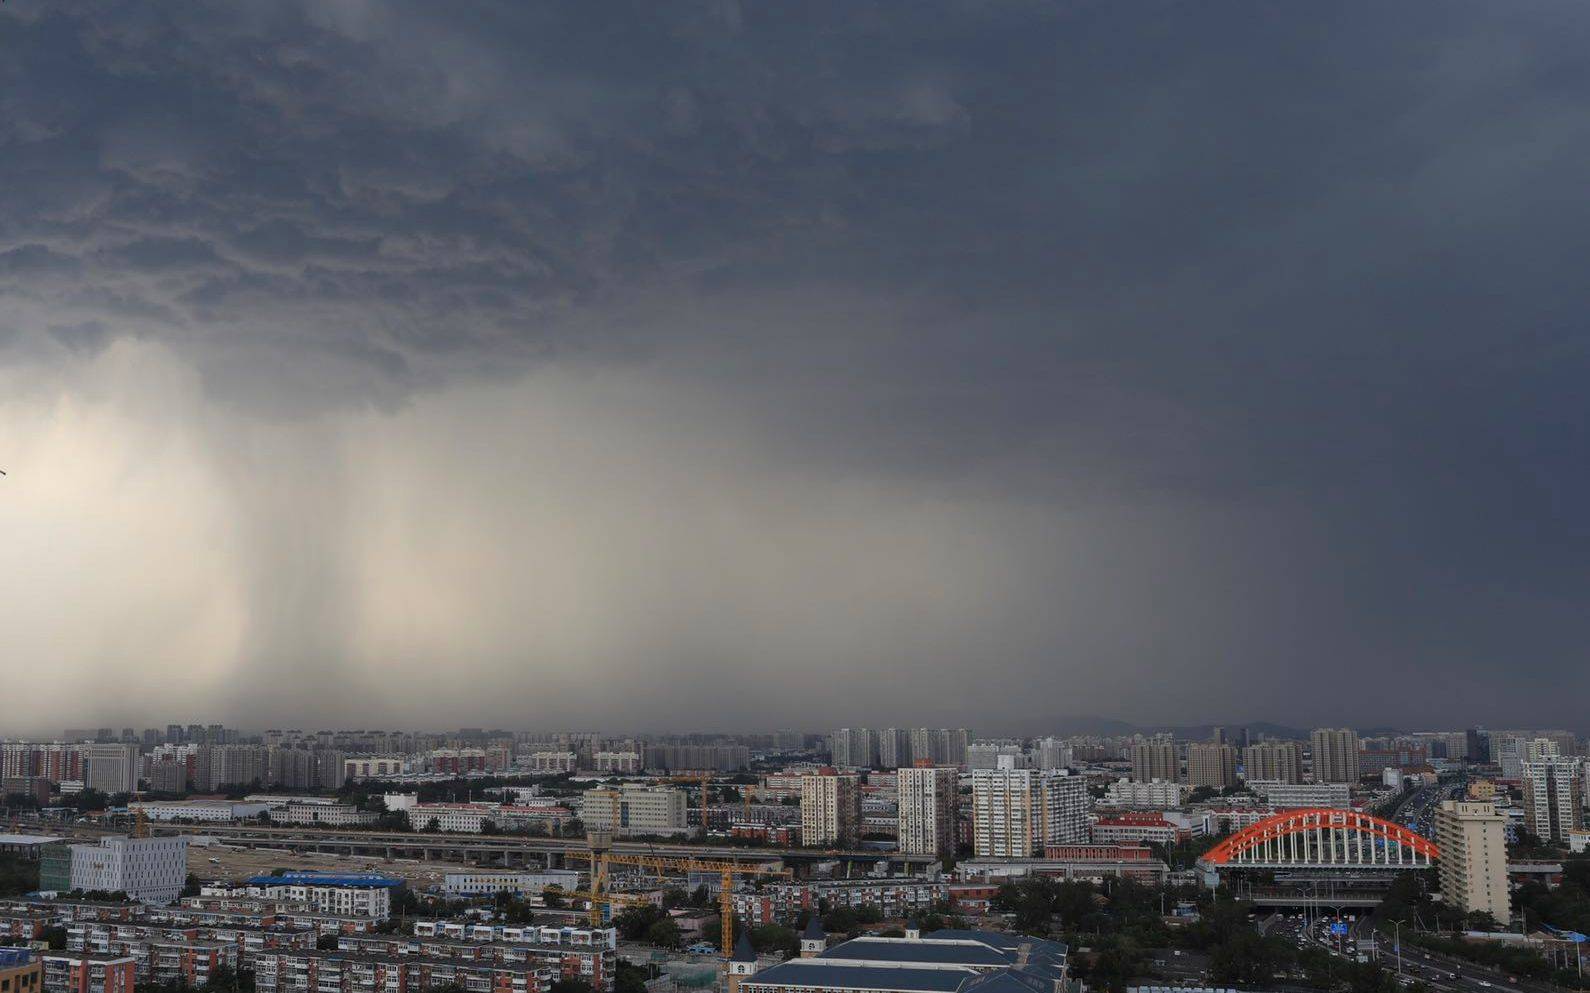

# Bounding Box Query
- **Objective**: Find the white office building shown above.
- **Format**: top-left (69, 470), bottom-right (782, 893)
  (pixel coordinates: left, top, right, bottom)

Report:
top-left (83, 744), bottom-right (141, 795)
top-left (69, 836), bottom-right (189, 904)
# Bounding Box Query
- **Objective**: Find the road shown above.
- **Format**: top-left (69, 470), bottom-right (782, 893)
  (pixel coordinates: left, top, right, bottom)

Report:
top-left (1278, 910), bottom-right (1576, 993)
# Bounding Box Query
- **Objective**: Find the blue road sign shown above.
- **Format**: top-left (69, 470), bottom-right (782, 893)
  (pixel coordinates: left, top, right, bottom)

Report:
top-left (1330, 923), bottom-right (1350, 936)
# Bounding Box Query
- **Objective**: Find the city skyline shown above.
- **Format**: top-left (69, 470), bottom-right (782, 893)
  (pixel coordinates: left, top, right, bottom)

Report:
top-left (6, 4), bottom-right (1590, 730)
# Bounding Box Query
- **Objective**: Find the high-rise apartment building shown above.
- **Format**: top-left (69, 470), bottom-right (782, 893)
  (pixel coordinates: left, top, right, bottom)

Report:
top-left (1435, 801), bottom-right (1509, 922)
top-left (801, 768), bottom-right (862, 848)
top-left (1032, 737), bottom-right (1074, 771)
top-left (1309, 728), bottom-right (1360, 784)
top-left (896, 764), bottom-right (958, 859)
top-left (1521, 756), bottom-right (1583, 842)
top-left (829, 729), bottom-right (877, 770)
top-left (878, 729), bottom-right (912, 769)
top-left (1129, 740), bottom-right (1178, 783)
top-left (970, 769), bottom-right (1090, 857)
top-left (907, 729), bottom-right (971, 769)
top-left (1186, 743), bottom-right (1237, 789)
top-left (1243, 741), bottom-right (1305, 784)
top-left (967, 742), bottom-right (1026, 770)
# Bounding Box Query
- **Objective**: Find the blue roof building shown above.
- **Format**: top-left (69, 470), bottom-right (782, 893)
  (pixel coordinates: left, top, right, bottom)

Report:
top-left (742, 929), bottom-right (1070, 993)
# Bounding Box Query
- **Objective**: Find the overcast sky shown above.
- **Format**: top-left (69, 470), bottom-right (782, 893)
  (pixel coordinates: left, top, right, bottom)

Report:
top-left (3, 1), bottom-right (1589, 736)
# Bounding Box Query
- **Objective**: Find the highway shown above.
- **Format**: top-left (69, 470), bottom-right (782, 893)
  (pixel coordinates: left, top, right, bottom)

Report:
top-left (1263, 910), bottom-right (1577, 993)
top-left (6, 817), bottom-right (936, 870)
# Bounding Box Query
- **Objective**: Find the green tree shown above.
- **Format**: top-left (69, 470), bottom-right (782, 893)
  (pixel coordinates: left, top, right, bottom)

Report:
top-left (644, 917), bottom-right (682, 949)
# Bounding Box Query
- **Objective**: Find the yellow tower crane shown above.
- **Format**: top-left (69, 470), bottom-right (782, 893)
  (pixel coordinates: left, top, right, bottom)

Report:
top-left (568, 832), bottom-right (790, 959)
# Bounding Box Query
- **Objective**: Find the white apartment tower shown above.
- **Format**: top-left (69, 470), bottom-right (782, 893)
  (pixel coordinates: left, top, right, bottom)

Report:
top-left (970, 768), bottom-right (1090, 857)
top-left (1435, 801), bottom-right (1510, 923)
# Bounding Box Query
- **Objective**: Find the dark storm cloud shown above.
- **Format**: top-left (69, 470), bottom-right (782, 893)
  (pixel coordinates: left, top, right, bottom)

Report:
top-left (2, 0), bottom-right (1589, 731)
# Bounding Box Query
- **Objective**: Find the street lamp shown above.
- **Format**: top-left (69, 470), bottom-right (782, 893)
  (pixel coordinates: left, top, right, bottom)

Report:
top-left (1393, 919), bottom-right (1403, 977)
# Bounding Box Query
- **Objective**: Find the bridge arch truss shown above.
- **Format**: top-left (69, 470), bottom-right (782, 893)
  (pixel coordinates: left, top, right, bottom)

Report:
top-left (1200, 807), bottom-right (1439, 869)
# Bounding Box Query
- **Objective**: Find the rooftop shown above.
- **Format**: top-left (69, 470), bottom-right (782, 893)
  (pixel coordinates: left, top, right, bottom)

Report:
top-left (747, 961), bottom-right (976, 993)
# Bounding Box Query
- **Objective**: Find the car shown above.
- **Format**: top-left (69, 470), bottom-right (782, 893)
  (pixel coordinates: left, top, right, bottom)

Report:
top-left (1477, 981), bottom-right (1492, 988)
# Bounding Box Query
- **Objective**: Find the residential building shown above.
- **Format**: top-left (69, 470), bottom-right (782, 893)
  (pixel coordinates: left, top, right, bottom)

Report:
top-left (1185, 744), bottom-right (1238, 789)
top-left (230, 873), bottom-right (398, 919)
top-left (896, 764), bottom-right (957, 859)
top-left (579, 785), bottom-right (690, 837)
top-left (830, 730), bottom-right (877, 770)
top-left (640, 744), bottom-right (749, 772)
top-left (1103, 778), bottom-right (1186, 808)
top-left (1032, 738), bottom-right (1074, 771)
top-left (2, 743), bottom-right (85, 783)
top-left (877, 729), bottom-right (912, 769)
top-left (1435, 801), bottom-right (1510, 923)
top-left (527, 752), bottom-right (578, 774)
top-left (40, 953), bottom-right (135, 993)
top-left (254, 949), bottom-right (554, 993)
top-left (0, 949), bottom-right (42, 993)
top-left (907, 729), bottom-right (971, 769)
top-left (1129, 741), bottom-right (1177, 783)
top-left (69, 836), bottom-right (189, 905)
top-left (1, 777), bottom-right (52, 806)
top-left (733, 881), bottom-right (948, 927)
top-left (592, 751), bottom-right (641, 775)
top-left (966, 742), bottom-right (1026, 771)
top-left (1521, 756), bottom-right (1584, 843)
top-left (970, 769), bottom-right (1090, 858)
top-left (801, 769), bottom-right (862, 848)
top-left (341, 755), bottom-right (406, 782)
top-left (1243, 741), bottom-right (1305, 784)
top-left (1310, 728), bottom-right (1360, 783)
top-left (145, 761), bottom-right (186, 795)
top-left (1245, 781), bottom-right (1350, 809)
top-left (336, 925), bottom-right (615, 992)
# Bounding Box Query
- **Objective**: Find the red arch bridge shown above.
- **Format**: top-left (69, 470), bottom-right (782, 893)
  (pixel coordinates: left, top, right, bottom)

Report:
top-left (1199, 808), bottom-right (1440, 870)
